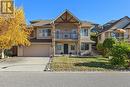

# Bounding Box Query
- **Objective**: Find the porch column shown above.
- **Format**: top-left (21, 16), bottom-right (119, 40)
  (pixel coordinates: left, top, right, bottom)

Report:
top-left (89, 44), bottom-right (92, 52)
top-left (18, 46), bottom-right (24, 56)
top-left (77, 25), bottom-right (81, 55)
top-left (51, 23), bottom-right (55, 57)
top-left (128, 29), bottom-right (130, 41)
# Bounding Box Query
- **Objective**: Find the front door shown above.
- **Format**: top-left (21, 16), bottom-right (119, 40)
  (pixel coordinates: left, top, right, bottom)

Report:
top-left (64, 44), bottom-right (68, 54)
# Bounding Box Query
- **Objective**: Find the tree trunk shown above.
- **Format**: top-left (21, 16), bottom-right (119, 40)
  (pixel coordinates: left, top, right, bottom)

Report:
top-left (1, 49), bottom-right (5, 58)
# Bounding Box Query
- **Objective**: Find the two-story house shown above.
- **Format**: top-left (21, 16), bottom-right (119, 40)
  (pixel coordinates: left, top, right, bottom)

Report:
top-left (18, 10), bottom-right (95, 57)
top-left (98, 16), bottom-right (130, 43)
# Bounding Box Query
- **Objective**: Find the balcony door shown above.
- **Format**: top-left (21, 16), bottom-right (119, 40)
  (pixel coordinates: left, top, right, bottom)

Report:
top-left (64, 44), bottom-right (68, 54)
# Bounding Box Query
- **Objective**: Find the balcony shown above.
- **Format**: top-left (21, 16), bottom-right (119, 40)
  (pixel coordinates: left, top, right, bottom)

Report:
top-left (112, 35), bottom-right (130, 42)
top-left (55, 33), bottom-right (78, 40)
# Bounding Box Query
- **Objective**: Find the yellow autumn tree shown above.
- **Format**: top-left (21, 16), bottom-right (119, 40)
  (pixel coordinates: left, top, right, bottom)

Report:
top-left (0, 8), bottom-right (30, 58)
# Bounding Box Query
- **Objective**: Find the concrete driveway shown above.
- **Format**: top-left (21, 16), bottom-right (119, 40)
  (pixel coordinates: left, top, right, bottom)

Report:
top-left (0, 57), bottom-right (50, 71)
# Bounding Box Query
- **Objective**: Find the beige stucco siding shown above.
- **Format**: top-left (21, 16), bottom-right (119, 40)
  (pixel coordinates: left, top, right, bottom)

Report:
top-left (98, 32), bottom-right (105, 43)
top-left (18, 43), bottom-right (51, 57)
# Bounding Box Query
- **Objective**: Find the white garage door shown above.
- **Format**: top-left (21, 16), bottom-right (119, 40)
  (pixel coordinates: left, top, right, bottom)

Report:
top-left (23, 44), bottom-right (51, 57)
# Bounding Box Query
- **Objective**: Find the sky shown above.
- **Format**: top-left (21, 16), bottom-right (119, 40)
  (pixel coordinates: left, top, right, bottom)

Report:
top-left (15, 0), bottom-right (130, 25)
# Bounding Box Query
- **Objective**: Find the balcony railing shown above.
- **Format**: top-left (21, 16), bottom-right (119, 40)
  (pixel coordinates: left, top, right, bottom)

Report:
top-left (113, 36), bottom-right (130, 41)
top-left (55, 33), bottom-right (78, 40)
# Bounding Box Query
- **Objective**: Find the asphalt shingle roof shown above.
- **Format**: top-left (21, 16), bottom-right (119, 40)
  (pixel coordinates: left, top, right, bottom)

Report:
top-left (100, 16), bottom-right (130, 33)
top-left (30, 20), bottom-right (94, 27)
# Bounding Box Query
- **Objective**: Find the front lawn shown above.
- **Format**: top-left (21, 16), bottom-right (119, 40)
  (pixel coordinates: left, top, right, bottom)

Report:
top-left (50, 56), bottom-right (116, 71)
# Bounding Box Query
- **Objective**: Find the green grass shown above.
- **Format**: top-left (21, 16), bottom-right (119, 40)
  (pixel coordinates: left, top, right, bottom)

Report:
top-left (50, 56), bottom-right (115, 71)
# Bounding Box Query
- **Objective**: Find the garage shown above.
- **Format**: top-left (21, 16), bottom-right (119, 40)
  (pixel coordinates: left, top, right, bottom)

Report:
top-left (18, 44), bottom-right (51, 57)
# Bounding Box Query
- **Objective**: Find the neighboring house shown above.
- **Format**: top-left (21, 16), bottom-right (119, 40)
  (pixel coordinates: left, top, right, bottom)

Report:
top-left (18, 10), bottom-right (95, 57)
top-left (91, 24), bottom-right (102, 34)
top-left (98, 16), bottom-right (130, 43)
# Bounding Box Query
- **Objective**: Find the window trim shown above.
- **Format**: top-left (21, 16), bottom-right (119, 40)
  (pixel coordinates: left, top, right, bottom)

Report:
top-left (56, 44), bottom-right (62, 50)
top-left (81, 43), bottom-right (89, 50)
top-left (37, 28), bottom-right (51, 39)
top-left (71, 29), bottom-right (77, 34)
top-left (70, 44), bottom-right (76, 51)
top-left (80, 28), bottom-right (88, 36)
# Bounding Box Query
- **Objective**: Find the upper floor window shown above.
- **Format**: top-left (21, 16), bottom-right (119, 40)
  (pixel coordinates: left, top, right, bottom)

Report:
top-left (115, 33), bottom-right (124, 38)
top-left (56, 30), bottom-right (61, 34)
top-left (38, 29), bottom-right (51, 38)
top-left (110, 32), bottom-right (116, 37)
top-left (55, 30), bottom-right (61, 39)
top-left (71, 29), bottom-right (77, 34)
top-left (80, 29), bottom-right (88, 36)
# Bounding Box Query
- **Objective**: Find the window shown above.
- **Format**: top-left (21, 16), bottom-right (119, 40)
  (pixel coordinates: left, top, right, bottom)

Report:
top-left (80, 29), bottom-right (88, 36)
top-left (71, 29), bottom-right (77, 34)
top-left (115, 33), bottom-right (124, 38)
top-left (81, 43), bottom-right (89, 50)
top-left (70, 45), bottom-right (75, 50)
top-left (56, 44), bottom-right (62, 50)
top-left (38, 29), bottom-right (51, 38)
top-left (71, 29), bottom-right (77, 39)
top-left (110, 32), bottom-right (116, 37)
top-left (56, 30), bottom-right (61, 39)
top-left (56, 30), bottom-right (60, 34)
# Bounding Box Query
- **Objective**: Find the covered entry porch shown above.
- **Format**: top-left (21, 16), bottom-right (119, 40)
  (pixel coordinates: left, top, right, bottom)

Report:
top-left (55, 41), bottom-right (92, 56)
top-left (55, 41), bottom-right (78, 55)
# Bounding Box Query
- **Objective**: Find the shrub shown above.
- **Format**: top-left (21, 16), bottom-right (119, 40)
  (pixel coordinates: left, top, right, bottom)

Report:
top-left (110, 57), bottom-right (126, 67)
top-left (96, 43), bottom-right (104, 51)
top-left (103, 38), bottom-right (116, 57)
top-left (110, 42), bottom-right (130, 67)
top-left (4, 49), bottom-right (13, 57)
top-left (96, 43), bottom-right (106, 56)
top-left (103, 38), bottom-right (116, 49)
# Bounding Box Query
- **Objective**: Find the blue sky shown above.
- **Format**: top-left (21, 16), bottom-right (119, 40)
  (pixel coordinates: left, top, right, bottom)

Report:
top-left (15, 0), bottom-right (130, 25)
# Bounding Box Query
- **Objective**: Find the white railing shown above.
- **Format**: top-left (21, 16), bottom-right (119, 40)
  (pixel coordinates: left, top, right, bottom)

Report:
top-left (55, 33), bottom-right (78, 40)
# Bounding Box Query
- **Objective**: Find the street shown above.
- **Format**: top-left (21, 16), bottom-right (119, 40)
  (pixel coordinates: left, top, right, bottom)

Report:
top-left (0, 72), bottom-right (130, 87)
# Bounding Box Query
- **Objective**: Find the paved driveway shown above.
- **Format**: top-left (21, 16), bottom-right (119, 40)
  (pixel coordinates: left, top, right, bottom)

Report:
top-left (0, 57), bottom-right (50, 71)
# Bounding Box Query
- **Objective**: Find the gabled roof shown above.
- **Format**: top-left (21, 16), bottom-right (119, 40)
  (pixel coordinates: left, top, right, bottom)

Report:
top-left (30, 38), bottom-right (52, 42)
top-left (123, 23), bottom-right (130, 29)
top-left (81, 21), bottom-right (94, 27)
top-left (52, 9), bottom-right (81, 24)
top-left (100, 16), bottom-right (130, 33)
top-left (125, 24), bottom-right (130, 29)
top-left (31, 20), bottom-right (93, 27)
top-left (30, 10), bottom-right (94, 28)
top-left (91, 24), bottom-right (102, 33)
top-left (31, 20), bottom-right (51, 27)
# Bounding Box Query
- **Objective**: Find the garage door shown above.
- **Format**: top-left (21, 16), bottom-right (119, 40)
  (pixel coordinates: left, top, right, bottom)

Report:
top-left (23, 44), bottom-right (51, 57)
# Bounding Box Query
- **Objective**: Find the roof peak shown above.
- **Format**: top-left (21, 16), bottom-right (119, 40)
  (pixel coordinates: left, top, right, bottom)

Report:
top-left (52, 9), bottom-right (81, 24)
top-left (121, 16), bottom-right (130, 20)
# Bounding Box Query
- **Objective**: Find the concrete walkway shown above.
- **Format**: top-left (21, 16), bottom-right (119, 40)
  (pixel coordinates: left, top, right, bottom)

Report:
top-left (0, 57), bottom-right (50, 71)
